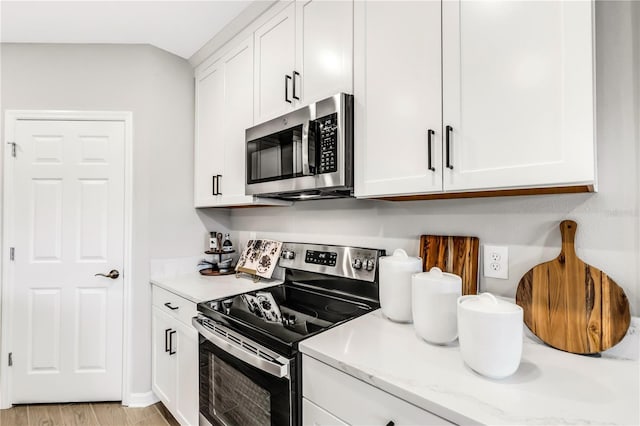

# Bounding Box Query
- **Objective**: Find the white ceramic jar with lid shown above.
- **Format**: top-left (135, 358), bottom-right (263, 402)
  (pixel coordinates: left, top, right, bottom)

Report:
top-left (378, 249), bottom-right (422, 323)
top-left (457, 293), bottom-right (524, 379)
top-left (412, 267), bottom-right (461, 344)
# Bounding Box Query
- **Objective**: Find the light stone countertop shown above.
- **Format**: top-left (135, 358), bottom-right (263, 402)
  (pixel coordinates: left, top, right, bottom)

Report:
top-left (150, 272), bottom-right (283, 303)
top-left (299, 310), bottom-right (640, 426)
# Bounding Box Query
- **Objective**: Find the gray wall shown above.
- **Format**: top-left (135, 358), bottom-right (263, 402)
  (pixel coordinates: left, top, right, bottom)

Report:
top-left (227, 1), bottom-right (640, 315)
top-left (0, 43), bottom-right (226, 397)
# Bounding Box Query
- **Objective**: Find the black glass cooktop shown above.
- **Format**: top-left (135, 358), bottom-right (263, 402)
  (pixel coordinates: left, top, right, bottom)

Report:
top-left (197, 282), bottom-right (378, 357)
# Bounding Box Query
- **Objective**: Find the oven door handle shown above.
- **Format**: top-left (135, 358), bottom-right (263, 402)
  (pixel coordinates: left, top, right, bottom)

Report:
top-left (193, 317), bottom-right (290, 379)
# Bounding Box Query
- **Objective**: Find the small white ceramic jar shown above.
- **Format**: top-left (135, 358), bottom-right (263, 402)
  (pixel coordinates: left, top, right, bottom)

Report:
top-left (412, 267), bottom-right (461, 344)
top-left (378, 249), bottom-right (422, 323)
top-left (457, 293), bottom-right (524, 379)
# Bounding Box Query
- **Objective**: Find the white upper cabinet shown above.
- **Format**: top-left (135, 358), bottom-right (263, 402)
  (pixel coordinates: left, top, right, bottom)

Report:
top-left (194, 58), bottom-right (225, 207)
top-left (354, 0), bottom-right (443, 198)
top-left (442, 0), bottom-right (595, 192)
top-left (295, 0), bottom-right (353, 106)
top-left (355, 0), bottom-right (595, 199)
top-left (254, 0), bottom-right (353, 124)
top-left (254, 3), bottom-right (296, 124)
top-left (194, 36), bottom-right (291, 207)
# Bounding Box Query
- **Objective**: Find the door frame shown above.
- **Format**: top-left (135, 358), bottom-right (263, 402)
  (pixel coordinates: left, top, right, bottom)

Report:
top-left (0, 110), bottom-right (134, 408)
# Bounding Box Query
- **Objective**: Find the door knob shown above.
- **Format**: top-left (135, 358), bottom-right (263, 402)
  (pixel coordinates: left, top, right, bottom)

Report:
top-left (95, 269), bottom-right (120, 279)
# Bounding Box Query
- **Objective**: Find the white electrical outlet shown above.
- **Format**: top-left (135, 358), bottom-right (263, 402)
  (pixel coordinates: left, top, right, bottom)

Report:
top-left (483, 245), bottom-right (509, 279)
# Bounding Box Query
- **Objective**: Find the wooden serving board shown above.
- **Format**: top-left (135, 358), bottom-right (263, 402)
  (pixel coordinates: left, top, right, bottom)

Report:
top-left (419, 235), bottom-right (479, 295)
top-left (516, 220), bottom-right (630, 354)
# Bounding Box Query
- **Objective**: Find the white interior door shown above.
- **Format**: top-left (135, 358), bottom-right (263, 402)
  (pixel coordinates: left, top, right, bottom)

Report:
top-left (9, 118), bottom-right (125, 403)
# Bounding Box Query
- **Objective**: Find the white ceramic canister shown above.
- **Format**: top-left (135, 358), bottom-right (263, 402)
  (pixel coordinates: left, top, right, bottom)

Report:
top-left (457, 293), bottom-right (524, 379)
top-left (411, 267), bottom-right (462, 344)
top-left (378, 249), bottom-right (422, 323)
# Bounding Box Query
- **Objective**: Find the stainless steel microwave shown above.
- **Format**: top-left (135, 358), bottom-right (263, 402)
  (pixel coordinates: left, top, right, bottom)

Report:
top-left (245, 93), bottom-right (353, 201)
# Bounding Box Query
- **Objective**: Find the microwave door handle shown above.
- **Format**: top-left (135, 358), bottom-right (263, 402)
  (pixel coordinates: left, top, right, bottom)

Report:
top-left (301, 121), bottom-right (313, 176)
top-left (192, 317), bottom-right (290, 379)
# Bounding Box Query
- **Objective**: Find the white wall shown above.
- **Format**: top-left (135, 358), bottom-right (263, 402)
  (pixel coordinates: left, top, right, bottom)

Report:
top-left (227, 1), bottom-right (640, 315)
top-left (0, 43), bottom-right (229, 399)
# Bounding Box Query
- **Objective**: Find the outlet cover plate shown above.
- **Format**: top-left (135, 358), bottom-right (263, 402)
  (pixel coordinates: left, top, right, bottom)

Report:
top-left (484, 245), bottom-right (508, 279)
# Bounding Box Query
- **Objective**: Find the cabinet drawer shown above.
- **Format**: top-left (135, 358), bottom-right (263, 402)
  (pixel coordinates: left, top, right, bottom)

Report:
top-left (303, 398), bottom-right (348, 426)
top-left (303, 355), bottom-right (452, 425)
top-left (152, 285), bottom-right (197, 326)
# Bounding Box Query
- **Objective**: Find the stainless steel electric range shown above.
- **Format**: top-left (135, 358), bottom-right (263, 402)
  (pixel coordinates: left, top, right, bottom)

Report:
top-left (193, 242), bottom-right (385, 426)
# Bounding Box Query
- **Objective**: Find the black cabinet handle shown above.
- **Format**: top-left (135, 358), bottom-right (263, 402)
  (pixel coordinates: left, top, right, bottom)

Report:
top-left (164, 328), bottom-right (171, 353)
top-left (292, 71), bottom-right (300, 100)
top-left (169, 330), bottom-right (177, 355)
top-left (445, 125), bottom-right (454, 170)
top-left (285, 75), bottom-right (292, 103)
top-left (212, 175), bottom-right (222, 195)
top-left (386, 422), bottom-right (395, 426)
top-left (427, 129), bottom-right (435, 172)
top-left (164, 302), bottom-right (179, 311)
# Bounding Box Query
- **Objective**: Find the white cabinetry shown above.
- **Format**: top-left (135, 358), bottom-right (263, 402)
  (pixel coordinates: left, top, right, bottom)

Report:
top-left (302, 355), bottom-right (452, 425)
top-left (151, 286), bottom-right (198, 426)
top-left (194, 36), bottom-right (290, 207)
top-left (254, 0), bottom-right (353, 124)
top-left (354, 0), bottom-right (595, 199)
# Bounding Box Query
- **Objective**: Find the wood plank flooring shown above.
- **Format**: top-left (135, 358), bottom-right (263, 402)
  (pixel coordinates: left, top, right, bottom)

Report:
top-left (0, 402), bottom-right (179, 426)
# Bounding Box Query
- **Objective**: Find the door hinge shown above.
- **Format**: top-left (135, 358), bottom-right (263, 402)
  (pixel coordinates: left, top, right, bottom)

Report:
top-left (7, 142), bottom-right (16, 157)
top-left (8, 353), bottom-right (12, 367)
top-left (9, 247), bottom-right (15, 261)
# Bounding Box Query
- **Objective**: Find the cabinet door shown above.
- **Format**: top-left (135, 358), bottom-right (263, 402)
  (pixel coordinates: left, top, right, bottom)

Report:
top-left (174, 321), bottom-right (199, 426)
top-left (254, 2), bottom-right (296, 123)
top-left (295, 0), bottom-right (353, 105)
top-left (442, 1), bottom-right (595, 192)
top-left (221, 36), bottom-right (255, 201)
top-left (302, 398), bottom-right (348, 426)
top-left (194, 59), bottom-right (225, 207)
top-left (354, 1), bottom-right (443, 198)
top-left (151, 307), bottom-right (177, 408)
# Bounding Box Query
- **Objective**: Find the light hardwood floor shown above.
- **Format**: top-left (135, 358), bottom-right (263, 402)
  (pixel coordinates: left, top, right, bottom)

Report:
top-left (0, 402), bottom-right (180, 426)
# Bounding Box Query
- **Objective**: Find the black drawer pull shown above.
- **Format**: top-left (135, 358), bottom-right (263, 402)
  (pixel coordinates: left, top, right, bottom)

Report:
top-left (164, 302), bottom-right (179, 311)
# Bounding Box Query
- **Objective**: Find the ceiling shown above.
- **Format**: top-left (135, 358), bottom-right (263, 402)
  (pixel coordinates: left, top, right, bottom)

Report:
top-left (0, 1), bottom-right (253, 59)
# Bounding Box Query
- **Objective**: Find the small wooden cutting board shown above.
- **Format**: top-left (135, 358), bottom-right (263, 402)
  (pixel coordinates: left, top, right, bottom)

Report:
top-left (516, 220), bottom-right (630, 354)
top-left (419, 235), bottom-right (479, 295)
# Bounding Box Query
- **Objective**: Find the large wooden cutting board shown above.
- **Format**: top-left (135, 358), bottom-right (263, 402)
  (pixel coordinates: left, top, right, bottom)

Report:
top-left (516, 220), bottom-right (630, 354)
top-left (419, 235), bottom-right (479, 295)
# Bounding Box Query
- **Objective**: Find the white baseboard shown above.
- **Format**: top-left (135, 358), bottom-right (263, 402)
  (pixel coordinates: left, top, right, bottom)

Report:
top-left (124, 391), bottom-right (159, 407)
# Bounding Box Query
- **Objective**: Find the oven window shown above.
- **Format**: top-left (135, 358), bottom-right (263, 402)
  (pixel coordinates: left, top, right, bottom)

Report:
top-left (210, 354), bottom-right (270, 426)
top-left (247, 125), bottom-right (303, 184)
top-left (199, 338), bottom-right (293, 426)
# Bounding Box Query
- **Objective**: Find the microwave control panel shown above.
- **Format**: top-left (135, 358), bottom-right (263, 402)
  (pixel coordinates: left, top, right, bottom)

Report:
top-left (317, 113), bottom-right (338, 174)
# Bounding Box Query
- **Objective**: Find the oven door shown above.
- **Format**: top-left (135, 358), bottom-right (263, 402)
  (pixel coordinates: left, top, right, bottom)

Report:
top-left (193, 317), bottom-right (297, 426)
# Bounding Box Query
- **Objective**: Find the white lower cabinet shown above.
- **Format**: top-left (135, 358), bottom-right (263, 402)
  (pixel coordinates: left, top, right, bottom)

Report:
top-left (302, 355), bottom-right (452, 425)
top-left (303, 398), bottom-right (348, 426)
top-left (151, 286), bottom-right (198, 426)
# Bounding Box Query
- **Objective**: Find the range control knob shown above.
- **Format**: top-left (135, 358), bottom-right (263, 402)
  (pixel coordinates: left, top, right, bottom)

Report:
top-left (364, 258), bottom-right (375, 271)
top-left (281, 250), bottom-right (295, 260)
top-left (352, 258), bottom-right (363, 270)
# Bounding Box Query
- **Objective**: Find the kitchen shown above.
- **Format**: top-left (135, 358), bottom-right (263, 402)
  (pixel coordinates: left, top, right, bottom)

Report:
top-left (0, 0), bottom-right (638, 425)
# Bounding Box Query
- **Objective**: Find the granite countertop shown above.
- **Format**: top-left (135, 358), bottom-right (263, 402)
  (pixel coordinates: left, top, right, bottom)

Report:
top-left (299, 310), bottom-right (640, 425)
top-left (150, 272), bottom-right (283, 303)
